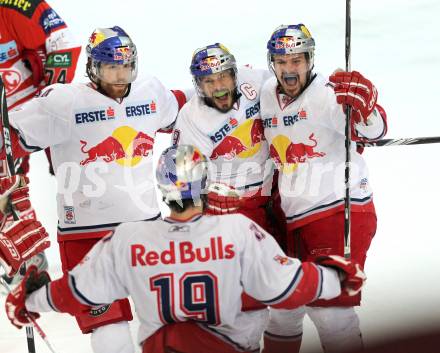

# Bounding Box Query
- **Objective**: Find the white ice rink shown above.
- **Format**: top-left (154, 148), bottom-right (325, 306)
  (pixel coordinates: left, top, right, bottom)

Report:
top-left (1, 0), bottom-right (440, 352)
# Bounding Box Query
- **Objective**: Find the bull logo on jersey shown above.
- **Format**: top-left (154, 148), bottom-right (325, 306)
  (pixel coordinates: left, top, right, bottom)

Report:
top-left (210, 118), bottom-right (265, 160)
top-left (0, 69), bottom-right (22, 95)
top-left (79, 126), bottom-right (154, 167)
top-left (270, 133), bottom-right (325, 174)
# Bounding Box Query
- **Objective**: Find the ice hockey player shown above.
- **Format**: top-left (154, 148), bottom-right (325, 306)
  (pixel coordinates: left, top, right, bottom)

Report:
top-left (0, 26), bottom-right (187, 353)
top-left (0, 174), bottom-right (49, 280)
top-left (172, 43), bottom-right (284, 232)
top-left (5, 144), bottom-right (367, 353)
top-left (260, 24), bottom-right (388, 353)
top-left (0, 0), bottom-right (81, 287)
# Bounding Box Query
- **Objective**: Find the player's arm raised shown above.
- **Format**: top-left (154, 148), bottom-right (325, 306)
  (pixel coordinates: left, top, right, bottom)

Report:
top-left (329, 70), bottom-right (388, 142)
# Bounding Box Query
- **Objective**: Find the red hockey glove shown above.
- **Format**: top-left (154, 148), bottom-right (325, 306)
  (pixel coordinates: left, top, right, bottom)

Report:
top-left (329, 71), bottom-right (378, 124)
top-left (0, 175), bottom-right (34, 221)
top-left (5, 265), bottom-right (50, 329)
top-left (206, 183), bottom-right (241, 215)
top-left (0, 220), bottom-right (50, 277)
top-left (316, 255), bottom-right (366, 296)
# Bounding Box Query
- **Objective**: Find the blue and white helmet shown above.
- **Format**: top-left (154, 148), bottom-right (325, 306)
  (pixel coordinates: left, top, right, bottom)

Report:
top-left (86, 26), bottom-right (138, 84)
top-left (267, 24), bottom-right (315, 72)
top-left (189, 43), bottom-right (237, 96)
top-left (156, 145), bottom-right (208, 204)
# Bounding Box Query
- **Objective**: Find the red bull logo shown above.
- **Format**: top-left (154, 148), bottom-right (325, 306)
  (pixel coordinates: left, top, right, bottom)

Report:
top-left (79, 126), bottom-right (154, 166)
top-left (275, 36), bottom-right (297, 50)
top-left (270, 133), bottom-right (325, 173)
top-left (131, 131), bottom-right (154, 158)
top-left (210, 118), bottom-right (265, 160)
top-left (114, 46), bottom-right (132, 61)
top-left (200, 56), bottom-right (221, 72)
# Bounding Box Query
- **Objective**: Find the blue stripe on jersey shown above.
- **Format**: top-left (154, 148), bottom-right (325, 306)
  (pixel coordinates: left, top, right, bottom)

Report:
top-left (57, 214), bottom-right (161, 234)
top-left (286, 195), bottom-right (373, 221)
top-left (262, 266), bottom-right (303, 305)
top-left (69, 274), bottom-right (102, 307)
top-left (316, 266), bottom-right (323, 299)
top-left (45, 284), bottom-right (58, 312)
top-left (19, 135), bottom-right (42, 152)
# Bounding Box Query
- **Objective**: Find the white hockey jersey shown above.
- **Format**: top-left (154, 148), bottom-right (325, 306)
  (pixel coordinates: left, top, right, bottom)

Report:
top-left (260, 74), bottom-right (386, 229)
top-left (26, 213), bottom-right (340, 351)
top-left (173, 67), bottom-right (273, 194)
top-left (10, 76), bottom-right (180, 230)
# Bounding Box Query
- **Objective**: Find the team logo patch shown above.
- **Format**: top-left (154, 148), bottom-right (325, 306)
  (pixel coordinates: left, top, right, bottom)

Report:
top-left (89, 304), bottom-right (110, 317)
top-left (63, 206), bottom-right (76, 224)
top-left (113, 46), bottom-right (133, 61)
top-left (39, 9), bottom-right (65, 34)
top-left (45, 52), bottom-right (72, 68)
top-left (0, 41), bottom-right (19, 64)
top-left (0, 69), bottom-right (22, 95)
top-left (274, 255), bottom-right (293, 266)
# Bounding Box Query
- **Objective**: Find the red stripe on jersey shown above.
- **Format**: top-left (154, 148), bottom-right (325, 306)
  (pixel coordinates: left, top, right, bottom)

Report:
top-left (171, 90), bottom-right (187, 110)
top-left (272, 262), bottom-right (321, 309)
top-left (49, 275), bottom-right (90, 315)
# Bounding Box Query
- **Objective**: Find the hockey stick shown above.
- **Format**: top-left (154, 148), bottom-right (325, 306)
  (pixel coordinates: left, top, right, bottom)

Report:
top-left (343, 0), bottom-right (352, 259)
top-left (358, 136), bottom-right (440, 147)
top-left (0, 276), bottom-right (58, 353)
top-left (0, 76), bottom-right (36, 353)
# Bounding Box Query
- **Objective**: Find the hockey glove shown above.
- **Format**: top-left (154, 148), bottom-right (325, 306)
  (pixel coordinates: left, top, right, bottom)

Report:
top-left (0, 175), bottom-right (33, 221)
top-left (206, 183), bottom-right (241, 215)
top-left (329, 71), bottom-right (378, 124)
top-left (5, 265), bottom-right (51, 329)
top-left (0, 220), bottom-right (50, 277)
top-left (316, 255), bottom-right (366, 296)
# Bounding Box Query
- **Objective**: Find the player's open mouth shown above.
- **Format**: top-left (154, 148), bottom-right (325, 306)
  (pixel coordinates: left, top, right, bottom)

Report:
top-left (282, 73), bottom-right (299, 86)
top-left (213, 90), bottom-right (230, 102)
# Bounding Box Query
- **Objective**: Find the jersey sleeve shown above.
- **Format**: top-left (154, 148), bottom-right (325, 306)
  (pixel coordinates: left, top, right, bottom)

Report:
top-left (67, 232), bottom-right (129, 306)
top-left (26, 226), bottom-right (131, 315)
top-left (172, 106), bottom-right (214, 157)
top-left (240, 218), bottom-right (340, 309)
top-left (10, 84), bottom-right (73, 150)
top-left (150, 77), bottom-right (181, 132)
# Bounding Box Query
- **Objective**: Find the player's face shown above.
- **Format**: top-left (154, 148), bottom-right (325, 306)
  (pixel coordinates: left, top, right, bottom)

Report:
top-left (198, 70), bottom-right (236, 112)
top-left (99, 63), bottom-right (131, 98)
top-left (273, 53), bottom-right (309, 98)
